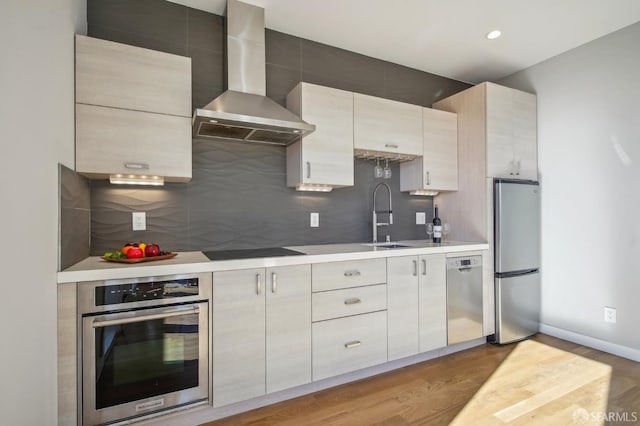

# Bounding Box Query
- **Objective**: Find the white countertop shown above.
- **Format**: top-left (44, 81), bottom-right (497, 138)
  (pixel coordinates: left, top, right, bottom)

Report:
top-left (57, 240), bottom-right (488, 283)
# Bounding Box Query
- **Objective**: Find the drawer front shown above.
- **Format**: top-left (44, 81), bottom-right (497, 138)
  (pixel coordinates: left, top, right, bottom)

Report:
top-left (312, 258), bottom-right (386, 292)
top-left (312, 284), bottom-right (387, 322)
top-left (312, 311), bottom-right (387, 381)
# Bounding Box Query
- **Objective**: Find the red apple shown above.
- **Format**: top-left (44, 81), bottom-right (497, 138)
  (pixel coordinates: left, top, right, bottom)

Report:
top-left (126, 247), bottom-right (144, 259)
top-left (145, 243), bottom-right (161, 257)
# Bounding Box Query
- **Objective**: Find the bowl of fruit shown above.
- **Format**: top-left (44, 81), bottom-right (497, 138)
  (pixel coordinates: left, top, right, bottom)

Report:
top-left (102, 243), bottom-right (176, 263)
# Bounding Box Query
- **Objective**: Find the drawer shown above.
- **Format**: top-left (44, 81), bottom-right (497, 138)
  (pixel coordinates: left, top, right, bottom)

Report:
top-left (312, 311), bottom-right (387, 381)
top-left (312, 258), bottom-right (386, 292)
top-left (312, 284), bottom-right (387, 322)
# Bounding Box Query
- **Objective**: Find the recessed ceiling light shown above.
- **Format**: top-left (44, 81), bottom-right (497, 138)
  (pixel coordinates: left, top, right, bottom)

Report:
top-left (486, 30), bottom-right (502, 40)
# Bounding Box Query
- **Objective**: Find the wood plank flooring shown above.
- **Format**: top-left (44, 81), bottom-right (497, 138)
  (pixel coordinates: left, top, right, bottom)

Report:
top-left (202, 334), bottom-right (640, 425)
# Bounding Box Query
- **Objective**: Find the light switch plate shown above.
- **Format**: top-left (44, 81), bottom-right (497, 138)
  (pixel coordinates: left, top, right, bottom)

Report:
top-left (310, 212), bottom-right (319, 228)
top-left (416, 212), bottom-right (426, 225)
top-left (132, 212), bottom-right (146, 231)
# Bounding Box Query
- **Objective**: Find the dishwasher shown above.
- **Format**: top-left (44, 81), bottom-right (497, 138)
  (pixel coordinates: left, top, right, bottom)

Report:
top-left (447, 255), bottom-right (483, 345)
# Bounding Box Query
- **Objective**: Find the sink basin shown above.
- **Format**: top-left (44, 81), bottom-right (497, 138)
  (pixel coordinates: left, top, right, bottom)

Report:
top-left (362, 243), bottom-right (414, 249)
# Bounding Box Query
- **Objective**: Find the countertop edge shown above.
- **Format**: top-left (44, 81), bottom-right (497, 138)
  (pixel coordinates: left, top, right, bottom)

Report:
top-left (57, 242), bottom-right (489, 283)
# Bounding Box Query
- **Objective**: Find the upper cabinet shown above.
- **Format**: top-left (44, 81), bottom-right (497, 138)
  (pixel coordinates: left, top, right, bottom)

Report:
top-left (353, 93), bottom-right (423, 157)
top-left (74, 35), bottom-right (192, 182)
top-left (286, 83), bottom-right (354, 190)
top-left (400, 108), bottom-right (458, 193)
top-left (485, 83), bottom-right (537, 180)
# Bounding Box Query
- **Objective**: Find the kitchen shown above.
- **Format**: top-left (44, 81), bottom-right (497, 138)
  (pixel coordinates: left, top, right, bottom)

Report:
top-left (3, 1), bottom-right (640, 425)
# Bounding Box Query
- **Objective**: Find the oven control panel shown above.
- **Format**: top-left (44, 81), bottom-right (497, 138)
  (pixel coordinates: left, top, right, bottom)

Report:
top-left (95, 277), bottom-right (199, 306)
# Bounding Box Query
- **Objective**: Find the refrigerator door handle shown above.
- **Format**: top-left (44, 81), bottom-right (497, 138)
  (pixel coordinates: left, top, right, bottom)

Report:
top-left (495, 269), bottom-right (539, 279)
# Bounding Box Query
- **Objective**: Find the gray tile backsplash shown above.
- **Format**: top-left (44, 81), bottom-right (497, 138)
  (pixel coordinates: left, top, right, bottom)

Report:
top-left (87, 2), bottom-right (464, 255)
top-left (59, 165), bottom-right (91, 269)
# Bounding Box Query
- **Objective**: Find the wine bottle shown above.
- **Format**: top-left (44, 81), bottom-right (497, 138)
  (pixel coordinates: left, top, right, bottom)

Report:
top-left (432, 204), bottom-right (442, 243)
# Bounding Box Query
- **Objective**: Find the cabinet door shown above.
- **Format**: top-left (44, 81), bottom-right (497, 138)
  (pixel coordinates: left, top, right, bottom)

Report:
top-left (400, 108), bottom-right (458, 192)
top-left (75, 104), bottom-right (191, 182)
top-left (75, 35), bottom-right (191, 117)
top-left (265, 265), bottom-right (311, 394)
top-left (423, 108), bottom-right (458, 191)
top-left (354, 93), bottom-right (422, 156)
top-left (486, 83), bottom-right (537, 180)
top-left (512, 90), bottom-right (537, 180)
top-left (486, 83), bottom-right (516, 178)
top-left (286, 83), bottom-right (354, 188)
top-left (212, 269), bottom-right (265, 407)
top-left (387, 256), bottom-right (419, 361)
top-left (419, 254), bottom-right (447, 352)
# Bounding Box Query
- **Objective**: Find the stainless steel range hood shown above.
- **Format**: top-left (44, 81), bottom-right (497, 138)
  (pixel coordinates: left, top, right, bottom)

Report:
top-left (192, 0), bottom-right (315, 145)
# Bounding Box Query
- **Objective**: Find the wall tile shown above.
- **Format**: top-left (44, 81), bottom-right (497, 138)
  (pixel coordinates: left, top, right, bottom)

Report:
top-left (190, 45), bottom-right (225, 109)
top-left (88, 25), bottom-right (188, 56)
top-left (266, 64), bottom-right (301, 107)
top-left (59, 165), bottom-right (91, 269)
top-left (88, 0), bottom-right (188, 49)
top-left (266, 29), bottom-right (301, 70)
top-left (187, 8), bottom-right (224, 53)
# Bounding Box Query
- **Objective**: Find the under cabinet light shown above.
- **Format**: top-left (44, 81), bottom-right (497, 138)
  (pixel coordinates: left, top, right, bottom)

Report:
top-left (410, 190), bottom-right (439, 196)
top-left (296, 184), bottom-right (332, 192)
top-left (109, 174), bottom-right (165, 186)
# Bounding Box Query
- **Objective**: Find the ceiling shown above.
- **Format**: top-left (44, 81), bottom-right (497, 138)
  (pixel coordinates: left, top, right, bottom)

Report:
top-left (168, 0), bottom-right (640, 83)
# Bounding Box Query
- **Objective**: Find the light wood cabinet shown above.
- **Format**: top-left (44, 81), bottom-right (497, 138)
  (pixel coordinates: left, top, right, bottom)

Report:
top-left (386, 256), bottom-right (419, 361)
top-left (75, 104), bottom-right (191, 181)
top-left (265, 265), bottom-right (312, 394)
top-left (312, 258), bottom-right (386, 292)
top-left (354, 93), bottom-right (423, 156)
top-left (286, 83), bottom-right (354, 189)
top-left (312, 311), bottom-right (387, 381)
top-left (212, 268), bottom-right (265, 407)
top-left (419, 254), bottom-right (447, 352)
top-left (213, 265), bottom-right (311, 406)
top-left (75, 35), bottom-right (192, 182)
top-left (312, 284), bottom-right (387, 322)
top-left (400, 108), bottom-right (458, 193)
top-left (485, 83), bottom-right (537, 180)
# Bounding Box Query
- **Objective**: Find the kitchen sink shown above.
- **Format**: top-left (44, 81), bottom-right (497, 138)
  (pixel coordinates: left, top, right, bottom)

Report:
top-left (362, 242), bottom-right (414, 249)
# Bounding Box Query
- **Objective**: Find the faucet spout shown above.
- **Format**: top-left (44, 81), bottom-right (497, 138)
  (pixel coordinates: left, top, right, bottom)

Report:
top-left (372, 182), bottom-right (393, 243)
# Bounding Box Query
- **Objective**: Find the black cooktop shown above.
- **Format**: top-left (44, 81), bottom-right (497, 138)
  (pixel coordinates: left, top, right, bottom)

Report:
top-left (203, 247), bottom-right (306, 261)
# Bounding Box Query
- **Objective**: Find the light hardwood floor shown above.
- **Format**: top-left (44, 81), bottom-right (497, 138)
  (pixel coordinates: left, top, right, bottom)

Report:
top-left (202, 334), bottom-right (640, 425)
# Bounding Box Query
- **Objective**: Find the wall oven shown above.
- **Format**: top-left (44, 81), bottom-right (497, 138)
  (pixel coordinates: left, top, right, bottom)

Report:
top-left (78, 273), bottom-right (211, 425)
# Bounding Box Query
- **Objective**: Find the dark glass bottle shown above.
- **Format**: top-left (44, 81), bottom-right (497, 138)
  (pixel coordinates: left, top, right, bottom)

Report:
top-left (432, 204), bottom-right (442, 243)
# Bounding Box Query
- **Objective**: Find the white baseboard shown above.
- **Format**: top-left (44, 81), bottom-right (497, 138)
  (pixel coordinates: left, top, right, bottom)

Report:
top-left (540, 323), bottom-right (640, 362)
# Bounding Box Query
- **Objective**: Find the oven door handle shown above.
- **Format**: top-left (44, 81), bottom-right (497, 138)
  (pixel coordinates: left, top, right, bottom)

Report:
top-left (92, 306), bottom-right (199, 328)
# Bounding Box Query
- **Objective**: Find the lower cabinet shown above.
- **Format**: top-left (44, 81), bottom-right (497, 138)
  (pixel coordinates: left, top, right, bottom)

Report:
top-left (419, 254), bottom-right (447, 352)
top-left (212, 265), bottom-right (311, 407)
top-left (312, 310), bottom-right (388, 381)
top-left (387, 256), bottom-right (419, 360)
top-left (387, 254), bottom-right (447, 359)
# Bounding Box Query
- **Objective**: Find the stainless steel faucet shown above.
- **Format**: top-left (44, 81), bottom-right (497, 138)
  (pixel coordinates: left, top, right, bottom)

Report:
top-left (372, 182), bottom-right (393, 243)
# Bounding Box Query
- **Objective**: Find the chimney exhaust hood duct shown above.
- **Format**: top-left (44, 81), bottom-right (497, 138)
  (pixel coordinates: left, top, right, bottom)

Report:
top-left (192, 0), bottom-right (315, 145)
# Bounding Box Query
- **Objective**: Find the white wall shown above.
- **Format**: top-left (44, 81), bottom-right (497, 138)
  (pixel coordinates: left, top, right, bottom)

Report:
top-left (499, 23), bottom-right (640, 352)
top-left (0, 0), bottom-right (85, 424)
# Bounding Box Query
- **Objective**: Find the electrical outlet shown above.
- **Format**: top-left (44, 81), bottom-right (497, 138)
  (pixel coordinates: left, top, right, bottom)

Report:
top-left (604, 306), bottom-right (616, 323)
top-left (132, 212), bottom-right (146, 231)
top-left (416, 212), bottom-right (426, 225)
top-left (310, 212), bottom-right (319, 228)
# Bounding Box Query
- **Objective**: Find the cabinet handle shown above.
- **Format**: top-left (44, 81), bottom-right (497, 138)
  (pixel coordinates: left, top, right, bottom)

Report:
top-left (516, 160), bottom-right (521, 176)
top-left (422, 259), bottom-right (426, 275)
top-left (344, 298), bottom-right (362, 305)
top-left (344, 270), bottom-right (361, 277)
top-left (344, 341), bottom-right (362, 349)
top-left (124, 162), bottom-right (149, 170)
top-left (426, 171), bottom-right (431, 185)
top-left (413, 259), bottom-right (418, 276)
top-left (385, 143), bottom-right (399, 149)
top-left (306, 162), bottom-right (311, 179)
top-left (272, 272), bottom-right (277, 293)
top-left (256, 274), bottom-right (262, 295)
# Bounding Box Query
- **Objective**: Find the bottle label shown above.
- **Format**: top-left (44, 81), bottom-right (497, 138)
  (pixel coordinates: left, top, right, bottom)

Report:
top-left (433, 226), bottom-right (442, 238)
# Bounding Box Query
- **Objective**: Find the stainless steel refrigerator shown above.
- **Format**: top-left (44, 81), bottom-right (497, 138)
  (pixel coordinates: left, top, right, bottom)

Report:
top-left (492, 179), bottom-right (541, 344)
